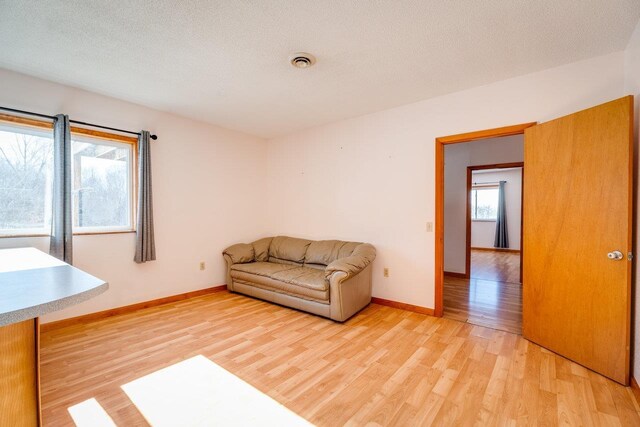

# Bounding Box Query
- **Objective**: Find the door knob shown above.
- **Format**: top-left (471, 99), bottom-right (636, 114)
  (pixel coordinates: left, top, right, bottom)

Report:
top-left (607, 250), bottom-right (624, 260)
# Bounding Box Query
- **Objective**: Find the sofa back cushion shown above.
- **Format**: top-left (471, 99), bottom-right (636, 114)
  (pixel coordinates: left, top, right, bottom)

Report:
top-left (337, 241), bottom-right (360, 259)
top-left (268, 236), bottom-right (312, 265)
top-left (304, 240), bottom-right (361, 269)
top-left (252, 237), bottom-right (273, 262)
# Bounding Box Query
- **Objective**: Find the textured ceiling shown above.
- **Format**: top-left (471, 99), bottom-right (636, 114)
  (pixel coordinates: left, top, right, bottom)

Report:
top-left (0, 1), bottom-right (639, 138)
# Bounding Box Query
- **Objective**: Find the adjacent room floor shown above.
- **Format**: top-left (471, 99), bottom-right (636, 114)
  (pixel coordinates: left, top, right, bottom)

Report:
top-left (444, 249), bottom-right (522, 334)
top-left (40, 291), bottom-right (639, 426)
top-left (470, 249), bottom-right (521, 284)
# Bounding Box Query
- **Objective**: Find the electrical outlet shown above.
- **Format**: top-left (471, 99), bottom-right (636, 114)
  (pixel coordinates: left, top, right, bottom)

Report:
top-left (426, 222), bottom-right (433, 232)
top-left (199, 262), bottom-right (205, 271)
top-left (383, 267), bottom-right (389, 278)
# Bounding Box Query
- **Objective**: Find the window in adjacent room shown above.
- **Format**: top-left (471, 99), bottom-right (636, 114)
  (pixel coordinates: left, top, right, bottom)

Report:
top-left (0, 118), bottom-right (136, 237)
top-left (470, 186), bottom-right (499, 221)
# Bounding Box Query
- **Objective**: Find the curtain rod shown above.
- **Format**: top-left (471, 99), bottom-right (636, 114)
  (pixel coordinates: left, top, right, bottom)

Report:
top-left (473, 181), bottom-right (503, 185)
top-left (0, 106), bottom-right (158, 140)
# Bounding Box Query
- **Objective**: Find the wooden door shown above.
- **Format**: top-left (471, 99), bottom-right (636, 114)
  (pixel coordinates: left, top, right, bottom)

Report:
top-left (523, 96), bottom-right (633, 385)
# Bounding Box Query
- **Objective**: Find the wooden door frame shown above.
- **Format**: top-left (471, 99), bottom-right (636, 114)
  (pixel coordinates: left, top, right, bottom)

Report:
top-left (466, 162), bottom-right (524, 283)
top-left (434, 122), bottom-right (536, 317)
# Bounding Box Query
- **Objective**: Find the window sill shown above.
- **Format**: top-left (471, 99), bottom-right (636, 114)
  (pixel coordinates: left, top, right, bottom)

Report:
top-left (74, 230), bottom-right (136, 236)
top-left (0, 233), bottom-right (49, 239)
top-left (0, 230), bottom-right (135, 239)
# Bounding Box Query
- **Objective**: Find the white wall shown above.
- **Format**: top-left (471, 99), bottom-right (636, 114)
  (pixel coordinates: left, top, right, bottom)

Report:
top-left (443, 143), bottom-right (469, 274)
top-left (266, 51), bottom-right (626, 309)
top-left (443, 136), bottom-right (523, 273)
top-left (0, 68), bottom-right (268, 322)
top-left (625, 18), bottom-right (640, 384)
top-left (471, 169), bottom-right (522, 250)
top-left (0, 42), bottom-right (632, 323)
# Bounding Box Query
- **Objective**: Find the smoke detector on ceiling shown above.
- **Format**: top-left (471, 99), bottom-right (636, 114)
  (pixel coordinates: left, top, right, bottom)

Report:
top-left (290, 52), bottom-right (316, 69)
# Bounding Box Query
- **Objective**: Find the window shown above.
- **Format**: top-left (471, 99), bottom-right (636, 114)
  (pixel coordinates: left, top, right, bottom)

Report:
top-left (471, 186), bottom-right (499, 220)
top-left (72, 137), bottom-right (134, 232)
top-left (0, 125), bottom-right (54, 235)
top-left (0, 119), bottom-right (136, 236)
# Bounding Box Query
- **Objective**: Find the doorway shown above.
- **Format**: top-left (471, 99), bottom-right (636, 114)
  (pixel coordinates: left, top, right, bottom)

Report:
top-left (440, 135), bottom-right (525, 333)
top-left (434, 97), bottom-right (633, 385)
top-left (467, 163), bottom-right (523, 284)
top-left (447, 162), bottom-right (524, 333)
top-left (433, 123), bottom-right (534, 326)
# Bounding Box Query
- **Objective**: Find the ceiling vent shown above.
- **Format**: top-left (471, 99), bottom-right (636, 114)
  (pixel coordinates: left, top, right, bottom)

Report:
top-left (290, 53), bottom-right (316, 69)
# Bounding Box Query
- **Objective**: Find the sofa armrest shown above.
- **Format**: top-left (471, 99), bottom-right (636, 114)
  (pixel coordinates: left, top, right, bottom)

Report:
top-left (325, 243), bottom-right (376, 282)
top-left (222, 243), bottom-right (255, 264)
top-left (222, 253), bottom-right (235, 291)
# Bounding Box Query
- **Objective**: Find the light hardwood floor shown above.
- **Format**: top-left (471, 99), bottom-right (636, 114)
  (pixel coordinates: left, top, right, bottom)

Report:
top-left (40, 292), bottom-right (640, 426)
top-left (470, 249), bottom-right (521, 284)
top-left (444, 249), bottom-right (522, 334)
top-left (443, 275), bottom-right (522, 335)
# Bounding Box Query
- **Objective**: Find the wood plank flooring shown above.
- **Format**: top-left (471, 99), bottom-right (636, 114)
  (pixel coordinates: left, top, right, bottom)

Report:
top-left (444, 249), bottom-right (522, 334)
top-left (443, 275), bottom-right (522, 334)
top-left (470, 249), bottom-right (521, 284)
top-left (40, 292), bottom-right (640, 426)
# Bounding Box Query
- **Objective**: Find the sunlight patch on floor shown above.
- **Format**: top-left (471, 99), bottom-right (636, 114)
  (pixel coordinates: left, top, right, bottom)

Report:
top-left (121, 355), bottom-right (312, 426)
top-left (68, 398), bottom-right (116, 427)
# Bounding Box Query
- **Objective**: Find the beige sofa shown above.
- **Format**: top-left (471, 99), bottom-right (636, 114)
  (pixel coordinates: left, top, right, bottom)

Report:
top-left (223, 236), bottom-right (376, 322)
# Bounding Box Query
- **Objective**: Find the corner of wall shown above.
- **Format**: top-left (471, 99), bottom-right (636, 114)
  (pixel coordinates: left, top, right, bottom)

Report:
top-left (624, 16), bottom-right (640, 385)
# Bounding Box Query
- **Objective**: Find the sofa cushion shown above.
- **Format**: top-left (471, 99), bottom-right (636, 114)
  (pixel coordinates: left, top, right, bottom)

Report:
top-left (230, 262), bottom-right (297, 277)
top-left (338, 241), bottom-right (360, 259)
top-left (268, 236), bottom-right (312, 264)
top-left (252, 237), bottom-right (273, 262)
top-left (230, 264), bottom-right (329, 303)
top-left (304, 240), bottom-right (361, 267)
top-left (304, 240), bottom-right (343, 266)
top-left (270, 267), bottom-right (328, 291)
top-left (232, 276), bottom-right (329, 304)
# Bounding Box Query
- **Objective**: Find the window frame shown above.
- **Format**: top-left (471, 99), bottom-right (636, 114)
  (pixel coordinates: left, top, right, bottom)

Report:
top-left (470, 184), bottom-right (499, 222)
top-left (71, 135), bottom-right (136, 235)
top-left (0, 113), bottom-right (138, 238)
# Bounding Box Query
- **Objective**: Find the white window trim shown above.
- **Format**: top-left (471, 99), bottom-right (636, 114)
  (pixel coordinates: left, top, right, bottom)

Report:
top-left (470, 186), bottom-right (499, 221)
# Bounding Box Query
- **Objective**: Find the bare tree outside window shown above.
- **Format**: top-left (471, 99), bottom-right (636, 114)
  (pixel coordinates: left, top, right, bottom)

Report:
top-left (0, 129), bottom-right (53, 233)
top-left (471, 187), bottom-right (499, 220)
top-left (0, 125), bottom-right (134, 236)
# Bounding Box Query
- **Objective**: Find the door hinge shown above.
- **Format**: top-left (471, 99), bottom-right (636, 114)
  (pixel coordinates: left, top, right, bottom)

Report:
top-left (628, 252), bottom-right (634, 261)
